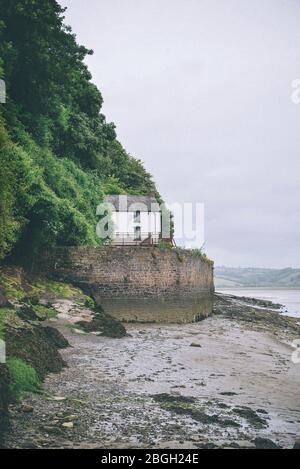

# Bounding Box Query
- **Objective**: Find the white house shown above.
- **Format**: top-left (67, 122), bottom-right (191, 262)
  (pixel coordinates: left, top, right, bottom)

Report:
top-left (104, 194), bottom-right (162, 245)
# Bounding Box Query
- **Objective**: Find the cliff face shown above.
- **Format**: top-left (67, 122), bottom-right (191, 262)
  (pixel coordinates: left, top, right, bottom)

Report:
top-left (38, 246), bottom-right (214, 300)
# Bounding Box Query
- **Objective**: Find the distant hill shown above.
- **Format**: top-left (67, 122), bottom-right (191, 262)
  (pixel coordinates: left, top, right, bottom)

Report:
top-left (215, 267), bottom-right (300, 288)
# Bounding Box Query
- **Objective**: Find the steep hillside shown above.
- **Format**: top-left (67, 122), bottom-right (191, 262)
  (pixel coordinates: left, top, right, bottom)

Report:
top-left (0, 0), bottom-right (159, 262)
top-left (215, 266), bottom-right (300, 288)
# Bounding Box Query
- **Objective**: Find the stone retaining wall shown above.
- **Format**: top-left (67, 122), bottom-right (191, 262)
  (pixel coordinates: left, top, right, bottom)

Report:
top-left (38, 246), bottom-right (214, 299)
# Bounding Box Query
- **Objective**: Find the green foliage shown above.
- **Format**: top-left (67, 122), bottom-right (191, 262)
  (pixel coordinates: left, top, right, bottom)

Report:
top-left (190, 248), bottom-right (205, 258)
top-left (7, 357), bottom-right (41, 400)
top-left (83, 296), bottom-right (96, 309)
top-left (0, 119), bottom-right (38, 260)
top-left (32, 304), bottom-right (57, 320)
top-left (189, 248), bottom-right (213, 265)
top-left (31, 278), bottom-right (86, 299)
top-left (0, 268), bottom-right (88, 304)
top-left (0, 271), bottom-right (25, 300)
top-left (102, 176), bottom-right (125, 196)
top-left (0, 308), bottom-right (11, 339)
top-left (158, 240), bottom-right (173, 251)
top-left (0, 308), bottom-right (21, 339)
top-left (0, 0), bottom-right (160, 262)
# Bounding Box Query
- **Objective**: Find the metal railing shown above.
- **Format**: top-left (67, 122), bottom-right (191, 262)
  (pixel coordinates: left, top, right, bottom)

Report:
top-left (110, 232), bottom-right (160, 246)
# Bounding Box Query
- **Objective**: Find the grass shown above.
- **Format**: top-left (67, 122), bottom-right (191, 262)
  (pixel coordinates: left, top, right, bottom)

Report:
top-left (30, 279), bottom-right (83, 299)
top-left (190, 248), bottom-right (204, 257)
top-left (156, 244), bottom-right (213, 265)
top-left (157, 240), bottom-right (173, 251)
top-left (191, 249), bottom-right (213, 265)
top-left (32, 304), bottom-right (57, 320)
top-left (0, 268), bottom-right (89, 303)
top-left (0, 272), bottom-right (25, 300)
top-left (7, 357), bottom-right (41, 400)
top-left (0, 308), bottom-right (17, 340)
top-left (74, 295), bottom-right (95, 309)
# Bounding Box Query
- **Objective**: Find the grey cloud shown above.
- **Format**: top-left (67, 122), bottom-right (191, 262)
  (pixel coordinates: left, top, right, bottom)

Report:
top-left (61, 0), bottom-right (300, 267)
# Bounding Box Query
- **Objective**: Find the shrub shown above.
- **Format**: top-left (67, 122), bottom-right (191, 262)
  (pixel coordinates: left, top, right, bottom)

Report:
top-left (190, 248), bottom-right (213, 264)
top-left (190, 248), bottom-right (204, 257)
top-left (158, 240), bottom-right (173, 251)
top-left (32, 304), bottom-right (57, 320)
top-left (84, 296), bottom-right (96, 309)
top-left (7, 357), bottom-right (41, 400)
top-left (0, 308), bottom-right (16, 340)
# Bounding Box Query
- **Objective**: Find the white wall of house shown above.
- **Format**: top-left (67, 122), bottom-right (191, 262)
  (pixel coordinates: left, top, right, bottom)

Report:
top-left (111, 211), bottom-right (161, 240)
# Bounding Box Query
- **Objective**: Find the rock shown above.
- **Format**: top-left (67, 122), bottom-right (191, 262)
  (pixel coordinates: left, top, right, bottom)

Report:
top-left (152, 393), bottom-right (196, 404)
top-left (17, 305), bottom-right (40, 321)
top-left (235, 440), bottom-right (256, 449)
top-left (21, 404), bottom-right (34, 413)
top-left (49, 396), bottom-right (66, 401)
top-left (293, 439), bottom-right (300, 449)
top-left (23, 295), bottom-right (40, 306)
top-left (73, 328), bottom-right (86, 335)
top-left (75, 311), bottom-right (127, 338)
top-left (256, 408), bottom-right (268, 414)
top-left (42, 326), bottom-right (69, 349)
top-left (62, 422), bottom-right (74, 429)
top-left (190, 343), bottom-right (202, 348)
top-left (254, 437), bottom-right (281, 449)
top-left (6, 322), bottom-right (69, 379)
top-left (63, 414), bottom-right (77, 421)
top-left (43, 426), bottom-right (63, 435)
top-left (233, 407), bottom-right (268, 428)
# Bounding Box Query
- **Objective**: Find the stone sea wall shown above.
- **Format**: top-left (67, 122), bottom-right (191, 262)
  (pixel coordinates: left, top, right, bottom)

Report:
top-left (38, 246), bottom-right (214, 299)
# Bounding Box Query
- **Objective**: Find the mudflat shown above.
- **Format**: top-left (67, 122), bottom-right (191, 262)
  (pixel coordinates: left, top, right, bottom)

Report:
top-left (4, 295), bottom-right (300, 449)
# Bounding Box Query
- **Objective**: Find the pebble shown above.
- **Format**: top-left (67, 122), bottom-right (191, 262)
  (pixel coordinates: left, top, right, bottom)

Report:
top-left (21, 404), bottom-right (34, 413)
top-left (235, 440), bottom-right (256, 449)
top-left (62, 422), bottom-right (74, 429)
top-left (73, 328), bottom-right (86, 335)
top-left (293, 439), bottom-right (300, 449)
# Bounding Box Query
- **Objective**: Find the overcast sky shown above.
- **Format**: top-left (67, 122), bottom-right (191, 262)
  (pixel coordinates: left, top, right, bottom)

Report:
top-left (61, 0), bottom-right (300, 268)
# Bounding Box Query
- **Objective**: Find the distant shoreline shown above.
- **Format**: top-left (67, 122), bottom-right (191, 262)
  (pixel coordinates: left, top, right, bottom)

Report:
top-left (216, 287), bottom-right (300, 318)
top-left (214, 266), bottom-right (300, 289)
top-left (216, 286), bottom-right (300, 290)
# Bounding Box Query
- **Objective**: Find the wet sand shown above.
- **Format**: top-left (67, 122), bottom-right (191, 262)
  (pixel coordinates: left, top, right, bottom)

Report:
top-left (5, 298), bottom-right (300, 449)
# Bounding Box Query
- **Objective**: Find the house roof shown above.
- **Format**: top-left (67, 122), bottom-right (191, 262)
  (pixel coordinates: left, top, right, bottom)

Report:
top-left (104, 194), bottom-right (161, 212)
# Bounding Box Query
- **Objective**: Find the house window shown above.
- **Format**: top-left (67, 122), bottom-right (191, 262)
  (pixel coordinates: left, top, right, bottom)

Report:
top-left (134, 210), bottom-right (141, 223)
top-left (134, 226), bottom-right (141, 241)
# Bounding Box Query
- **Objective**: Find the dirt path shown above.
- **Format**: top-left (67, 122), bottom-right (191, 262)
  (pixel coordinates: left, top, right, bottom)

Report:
top-left (5, 313), bottom-right (300, 449)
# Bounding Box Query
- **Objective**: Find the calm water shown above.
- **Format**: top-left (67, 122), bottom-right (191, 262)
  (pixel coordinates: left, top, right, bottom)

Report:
top-left (217, 288), bottom-right (300, 318)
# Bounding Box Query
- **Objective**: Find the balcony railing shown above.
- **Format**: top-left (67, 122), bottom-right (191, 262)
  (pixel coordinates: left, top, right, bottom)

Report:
top-left (110, 232), bottom-right (160, 246)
